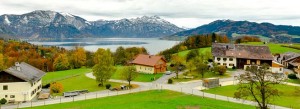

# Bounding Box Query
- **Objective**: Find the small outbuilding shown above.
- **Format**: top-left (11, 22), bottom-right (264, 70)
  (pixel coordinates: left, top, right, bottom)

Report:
top-left (131, 54), bottom-right (167, 74)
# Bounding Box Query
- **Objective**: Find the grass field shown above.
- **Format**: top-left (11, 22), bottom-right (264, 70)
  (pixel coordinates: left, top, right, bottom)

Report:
top-left (24, 90), bottom-right (254, 109)
top-left (176, 47), bottom-right (211, 58)
top-left (203, 84), bottom-right (300, 109)
top-left (244, 42), bottom-right (300, 54)
top-left (112, 66), bottom-right (164, 82)
top-left (286, 79), bottom-right (300, 84)
top-left (173, 71), bottom-right (231, 82)
top-left (57, 74), bottom-right (122, 95)
top-left (42, 67), bottom-right (92, 85)
top-left (43, 67), bottom-right (122, 95)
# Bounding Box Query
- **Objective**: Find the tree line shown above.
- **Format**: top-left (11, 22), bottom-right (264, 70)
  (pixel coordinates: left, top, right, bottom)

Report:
top-left (159, 33), bottom-right (230, 61)
top-left (0, 39), bottom-right (147, 72)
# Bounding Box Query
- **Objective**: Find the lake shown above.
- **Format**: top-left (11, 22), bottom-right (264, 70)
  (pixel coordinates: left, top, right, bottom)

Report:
top-left (29, 38), bottom-right (180, 54)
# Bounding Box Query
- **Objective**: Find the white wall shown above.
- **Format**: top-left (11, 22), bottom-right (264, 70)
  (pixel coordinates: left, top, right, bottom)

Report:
top-left (214, 57), bottom-right (236, 68)
top-left (272, 67), bottom-right (284, 73)
top-left (0, 79), bottom-right (42, 102)
top-left (135, 65), bottom-right (154, 74)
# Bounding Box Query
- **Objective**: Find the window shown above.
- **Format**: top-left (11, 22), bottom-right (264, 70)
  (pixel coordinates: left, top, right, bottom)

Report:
top-left (10, 95), bottom-right (15, 98)
top-left (257, 60), bottom-right (261, 65)
top-left (217, 63), bottom-right (220, 65)
top-left (3, 85), bottom-right (8, 90)
top-left (229, 64), bottom-right (234, 66)
top-left (247, 60), bottom-right (250, 64)
top-left (223, 63), bottom-right (227, 66)
top-left (140, 66), bottom-right (141, 69)
top-left (280, 68), bottom-right (282, 71)
top-left (223, 58), bottom-right (227, 61)
top-left (5, 95), bottom-right (7, 98)
top-left (229, 58), bottom-right (233, 61)
top-left (217, 58), bottom-right (220, 61)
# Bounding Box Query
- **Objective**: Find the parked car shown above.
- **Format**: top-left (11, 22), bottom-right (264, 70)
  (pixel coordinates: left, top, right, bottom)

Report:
top-left (165, 71), bottom-right (172, 75)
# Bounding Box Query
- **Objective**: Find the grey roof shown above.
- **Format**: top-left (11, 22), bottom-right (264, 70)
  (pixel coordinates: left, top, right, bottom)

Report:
top-left (212, 43), bottom-right (273, 60)
top-left (4, 62), bottom-right (46, 82)
top-left (281, 52), bottom-right (300, 62)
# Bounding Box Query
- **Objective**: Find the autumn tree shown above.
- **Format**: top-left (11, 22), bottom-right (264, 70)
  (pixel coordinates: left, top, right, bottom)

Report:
top-left (71, 47), bottom-right (86, 69)
top-left (186, 59), bottom-right (195, 75)
top-left (170, 55), bottom-right (185, 79)
top-left (92, 48), bottom-right (116, 86)
top-left (53, 53), bottom-right (70, 71)
top-left (0, 53), bottom-right (5, 70)
top-left (234, 64), bottom-right (282, 109)
top-left (114, 46), bottom-right (127, 65)
top-left (121, 66), bottom-right (139, 87)
top-left (50, 82), bottom-right (64, 94)
top-left (186, 49), bottom-right (200, 62)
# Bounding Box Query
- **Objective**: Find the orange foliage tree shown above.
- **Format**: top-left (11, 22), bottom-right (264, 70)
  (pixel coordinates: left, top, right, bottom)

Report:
top-left (50, 82), bottom-right (64, 94)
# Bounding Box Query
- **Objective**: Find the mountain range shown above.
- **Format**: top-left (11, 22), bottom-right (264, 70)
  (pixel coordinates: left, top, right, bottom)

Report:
top-left (0, 10), bottom-right (184, 38)
top-left (171, 20), bottom-right (300, 40)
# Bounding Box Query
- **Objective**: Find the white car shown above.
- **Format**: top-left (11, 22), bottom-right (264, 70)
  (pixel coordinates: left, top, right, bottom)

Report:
top-left (165, 71), bottom-right (172, 75)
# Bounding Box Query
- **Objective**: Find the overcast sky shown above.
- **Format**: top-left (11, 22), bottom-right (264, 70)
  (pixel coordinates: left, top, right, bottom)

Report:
top-left (1, 0), bottom-right (300, 28)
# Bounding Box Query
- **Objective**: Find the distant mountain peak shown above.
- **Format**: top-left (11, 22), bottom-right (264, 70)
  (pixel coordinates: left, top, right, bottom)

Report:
top-left (171, 19), bottom-right (300, 39)
top-left (0, 10), bottom-right (184, 38)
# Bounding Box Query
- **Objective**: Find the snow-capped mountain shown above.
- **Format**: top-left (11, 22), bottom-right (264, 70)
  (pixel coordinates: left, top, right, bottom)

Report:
top-left (0, 10), bottom-right (184, 38)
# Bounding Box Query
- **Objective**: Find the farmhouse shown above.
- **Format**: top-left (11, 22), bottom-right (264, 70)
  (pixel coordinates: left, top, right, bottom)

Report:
top-left (131, 54), bottom-right (167, 74)
top-left (0, 62), bottom-right (45, 103)
top-left (212, 43), bottom-right (273, 69)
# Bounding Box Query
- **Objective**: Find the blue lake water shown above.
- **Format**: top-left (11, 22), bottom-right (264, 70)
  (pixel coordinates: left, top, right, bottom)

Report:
top-left (29, 38), bottom-right (180, 54)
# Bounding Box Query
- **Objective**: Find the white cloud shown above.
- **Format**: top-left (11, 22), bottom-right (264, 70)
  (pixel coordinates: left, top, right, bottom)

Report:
top-left (0, 0), bottom-right (300, 28)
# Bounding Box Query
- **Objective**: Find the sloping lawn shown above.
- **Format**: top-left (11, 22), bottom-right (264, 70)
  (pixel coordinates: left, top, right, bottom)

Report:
top-left (42, 67), bottom-right (121, 96)
top-left (203, 84), bottom-right (300, 109)
top-left (177, 47), bottom-right (211, 58)
top-left (24, 90), bottom-right (254, 109)
top-left (43, 67), bottom-right (92, 85)
top-left (112, 66), bottom-right (164, 82)
top-left (57, 74), bottom-right (122, 95)
top-left (286, 79), bottom-right (300, 84)
top-left (245, 42), bottom-right (300, 54)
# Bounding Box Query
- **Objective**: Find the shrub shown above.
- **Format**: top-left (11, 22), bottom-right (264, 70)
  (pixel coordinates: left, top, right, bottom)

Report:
top-left (217, 66), bottom-right (227, 75)
top-left (232, 66), bottom-right (236, 69)
top-left (42, 83), bottom-right (50, 88)
top-left (0, 98), bottom-right (7, 104)
top-left (168, 79), bottom-right (173, 84)
top-left (288, 73), bottom-right (298, 79)
top-left (50, 82), bottom-right (64, 94)
top-left (105, 84), bottom-right (111, 89)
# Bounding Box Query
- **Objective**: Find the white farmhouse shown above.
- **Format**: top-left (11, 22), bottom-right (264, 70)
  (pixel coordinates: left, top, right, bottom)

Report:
top-left (0, 62), bottom-right (45, 103)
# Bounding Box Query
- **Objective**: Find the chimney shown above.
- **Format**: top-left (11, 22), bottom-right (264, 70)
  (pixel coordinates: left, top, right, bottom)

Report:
top-left (15, 62), bottom-right (21, 71)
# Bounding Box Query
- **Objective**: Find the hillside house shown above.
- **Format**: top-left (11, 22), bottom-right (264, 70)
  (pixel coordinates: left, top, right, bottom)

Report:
top-left (131, 54), bottom-right (167, 74)
top-left (212, 43), bottom-right (273, 69)
top-left (0, 62), bottom-right (45, 103)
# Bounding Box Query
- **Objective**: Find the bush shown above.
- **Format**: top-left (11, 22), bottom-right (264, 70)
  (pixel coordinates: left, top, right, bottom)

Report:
top-left (288, 73), bottom-right (298, 79)
top-left (217, 66), bottom-right (227, 75)
top-left (105, 84), bottom-right (111, 89)
top-left (232, 66), bottom-right (236, 69)
top-left (0, 98), bottom-right (7, 104)
top-left (42, 83), bottom-right (50, 88)
top-left (168, 79), bottom-right (173, 84)
top-left (50, 82), bottom-right (64, 94)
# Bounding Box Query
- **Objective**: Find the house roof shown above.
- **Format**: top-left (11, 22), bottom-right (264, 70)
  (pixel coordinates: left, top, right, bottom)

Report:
top-left (131, 54), bottom-right (166, 66)
top-left (282, 53), bottom-right (300, 62)
top-left (3, 62), bottom-right (46, 82)
top-left (288, 57), bottom-right (300, 66)
top-left (212, 43), bottom-right (273, 60)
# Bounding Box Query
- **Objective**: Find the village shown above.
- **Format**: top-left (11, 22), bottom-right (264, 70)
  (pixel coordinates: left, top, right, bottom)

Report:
top-left (1, 41), bottom-right (300, 109)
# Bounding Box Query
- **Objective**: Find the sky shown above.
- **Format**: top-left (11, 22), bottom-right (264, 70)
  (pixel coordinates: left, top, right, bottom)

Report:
top-left (1, 0), bottom-right (300, 28)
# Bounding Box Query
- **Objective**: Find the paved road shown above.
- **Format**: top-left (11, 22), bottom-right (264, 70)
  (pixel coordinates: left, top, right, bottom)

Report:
top-left (1, 70), bottom-right (291, 109)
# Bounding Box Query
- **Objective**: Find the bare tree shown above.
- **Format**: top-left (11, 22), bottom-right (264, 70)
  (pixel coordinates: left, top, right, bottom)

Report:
top-left (234, 63), bottom-right (283, 109)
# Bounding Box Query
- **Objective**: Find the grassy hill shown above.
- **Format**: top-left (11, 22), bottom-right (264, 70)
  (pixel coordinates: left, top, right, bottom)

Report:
top-left (24, 90), bottom-right (254, 109)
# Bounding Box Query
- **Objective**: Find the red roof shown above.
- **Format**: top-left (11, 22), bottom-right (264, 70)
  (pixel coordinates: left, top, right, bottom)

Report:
top-left (131, 54), bottom-right (166, 66)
